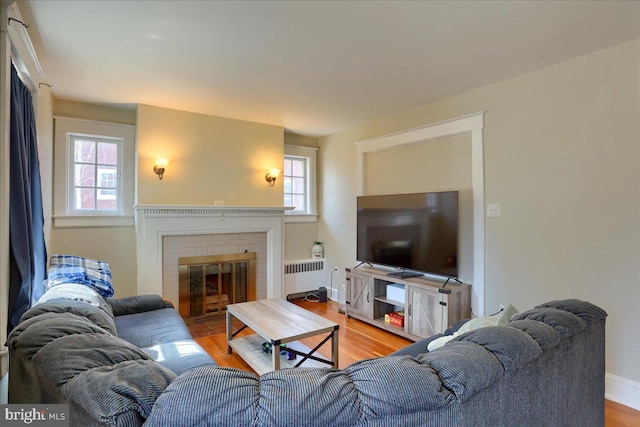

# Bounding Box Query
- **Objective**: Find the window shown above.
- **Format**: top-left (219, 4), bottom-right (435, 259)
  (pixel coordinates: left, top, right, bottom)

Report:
top-left (283, 145), bottom-right (318, 222)
top-left (284, 156), bottom-right (307, 214)
top-left (69, 134), bottom-right (121, 213)
top-left (53, 117), bottom-right (135, 227)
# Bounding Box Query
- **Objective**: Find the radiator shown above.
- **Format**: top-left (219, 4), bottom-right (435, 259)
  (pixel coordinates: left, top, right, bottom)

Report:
top-left (284, 258), bottom-right (326, 296)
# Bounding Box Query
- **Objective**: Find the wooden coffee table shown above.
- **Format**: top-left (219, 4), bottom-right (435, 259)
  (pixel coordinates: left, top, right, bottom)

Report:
top-left (226, 298), bottom-right (339, 375)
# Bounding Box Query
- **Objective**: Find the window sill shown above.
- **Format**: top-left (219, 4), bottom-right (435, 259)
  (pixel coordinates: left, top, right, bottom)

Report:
top-left (284, 213), bottom-right (318, 224)
top-left (53, 215), bottom-right (134, 228)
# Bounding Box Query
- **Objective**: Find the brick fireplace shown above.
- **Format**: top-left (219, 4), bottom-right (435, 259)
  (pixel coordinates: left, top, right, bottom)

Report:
top-left (134, 205), bottom-right (287, 307)
top-left (166, 235), bottom-right (263, 310)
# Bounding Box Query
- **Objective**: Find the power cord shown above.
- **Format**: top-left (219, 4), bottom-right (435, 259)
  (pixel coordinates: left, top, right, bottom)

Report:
top-left (304, 291), bottom-right (320, 302)
top-left (442, 276), bottom-right (463, 288)
top-left (330, 267), bottom-right (338, 296)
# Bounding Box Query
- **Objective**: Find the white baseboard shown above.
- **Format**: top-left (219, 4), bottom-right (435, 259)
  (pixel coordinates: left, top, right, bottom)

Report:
top-left (606, 372), bottom-right (640, 411)
top-left (328, 286), bottom-right (339, 302)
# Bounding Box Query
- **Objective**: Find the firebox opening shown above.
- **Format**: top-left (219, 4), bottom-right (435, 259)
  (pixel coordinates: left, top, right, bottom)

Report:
top-left (178, 252), bottom-right (256, 320)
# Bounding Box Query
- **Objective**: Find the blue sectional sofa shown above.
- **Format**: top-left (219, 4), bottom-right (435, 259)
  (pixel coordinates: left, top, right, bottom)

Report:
top-left (8, 286), bottom-right (606, 427)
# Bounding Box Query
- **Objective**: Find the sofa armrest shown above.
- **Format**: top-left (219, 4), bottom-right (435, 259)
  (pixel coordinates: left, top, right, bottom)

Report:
top-left (108, 295), bottom-right (174, 316)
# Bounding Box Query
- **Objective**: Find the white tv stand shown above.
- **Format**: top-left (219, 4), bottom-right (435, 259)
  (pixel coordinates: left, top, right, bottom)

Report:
top-left (345, 266), bottom-right (471, 342)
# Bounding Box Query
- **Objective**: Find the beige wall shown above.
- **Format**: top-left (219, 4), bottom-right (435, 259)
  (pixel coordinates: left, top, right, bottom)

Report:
top-left (319, 39), bottom-right (640, 386)
top-left (136, 104), bottom-right (284, 206)
top-left (365, 134), bottom-right (473, 283)
top-left (365, 134), bottom-right (471, 194)
top-left (285, 222), bottom-right (318, 260)
top-left (50, 228), bottom-right (138, 296)
top-left (284, 132), bottom-right (319, 148)
top-left (53, 98), bottom-right (136, 125)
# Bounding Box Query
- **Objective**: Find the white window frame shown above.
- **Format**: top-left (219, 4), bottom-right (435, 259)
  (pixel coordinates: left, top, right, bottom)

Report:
top-left (53, 117), bottom-right (135, 228)
top-left (67, 133), bottom-right (122, 215)
top-left (284, 144), bottom-right (318, 223)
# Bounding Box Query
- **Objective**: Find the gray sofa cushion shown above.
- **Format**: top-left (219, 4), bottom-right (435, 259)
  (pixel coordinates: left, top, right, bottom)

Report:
top-left (259, 368), bottom-right (362, 427)
top-left (145, 367), bottom-right (260, 426)
top-left (114, 308), bottom-right (192, 348)
top-left (346, 356), bottom-right (454, 415)
top-left (108, 295), bottom-right (173, 316)
top-left (60, 357), bottom-right (174, 427)
top-left (20, 299), bottom-right (117, 335)
top-left (114, 307), bottom-right (216, 374)
top-left (511, 307), bottom-right (586, 338)
top-left (33, 333), bottom-right (158, 386)
top-left (141, 340), bottom-right (215, 375)
top-left (415, 341), bottom-right (503, 402)
top-left (537, 298), bottom-right (608, 324)
top-left (508, 319), bottom-right (560, 350)
top-left (10, 312), bottom-right (110, 361)
top-left (145, 357), bottom-right (457, 427)
top-left (452, 326), bottom-right (542, 373)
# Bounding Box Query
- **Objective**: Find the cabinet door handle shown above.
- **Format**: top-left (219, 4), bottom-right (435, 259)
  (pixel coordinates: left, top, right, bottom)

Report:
top-left (366, 292), bottom-right (370, 303)
top-left (408, 304), bottom-right (412, 316)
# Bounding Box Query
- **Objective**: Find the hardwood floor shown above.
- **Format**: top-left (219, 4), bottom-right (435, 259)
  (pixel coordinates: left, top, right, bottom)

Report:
top-left (192, 299), bottom-right (640, 427)
top-left (606, 401), bottom-right (640, 427)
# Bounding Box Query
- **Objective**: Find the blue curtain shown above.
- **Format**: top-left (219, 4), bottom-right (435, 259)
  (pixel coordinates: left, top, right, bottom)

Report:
top-left (8, 64), bottom-right (46, 332)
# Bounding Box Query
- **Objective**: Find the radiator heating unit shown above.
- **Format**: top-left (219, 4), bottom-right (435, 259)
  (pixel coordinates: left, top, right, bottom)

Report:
top-left (284, 258), bottom-right (326, 297)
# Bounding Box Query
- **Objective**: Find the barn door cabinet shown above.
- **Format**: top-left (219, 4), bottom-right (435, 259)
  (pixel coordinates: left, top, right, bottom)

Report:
top-left (345, 266), bottom-right (471, 342)
top-left (346, 271), bottom-right (373, 318)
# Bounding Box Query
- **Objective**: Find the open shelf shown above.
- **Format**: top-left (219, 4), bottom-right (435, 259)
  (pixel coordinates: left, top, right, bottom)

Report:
top-left (372, 317), bottom-right (406, 334)
top-left (228, 334), bottom-right (328, 375)
top-left (373, 295), bottom-right (405, 307)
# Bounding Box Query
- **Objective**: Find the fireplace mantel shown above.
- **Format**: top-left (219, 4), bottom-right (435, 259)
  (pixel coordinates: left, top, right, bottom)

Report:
top-left (135, 205), bottom-right (289, 217)
top-left (134, 205), bottom-right (287, 299)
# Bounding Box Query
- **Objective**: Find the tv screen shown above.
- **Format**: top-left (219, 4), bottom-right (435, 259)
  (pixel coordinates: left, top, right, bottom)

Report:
top-left (357, 191), bottom-right (458, 278)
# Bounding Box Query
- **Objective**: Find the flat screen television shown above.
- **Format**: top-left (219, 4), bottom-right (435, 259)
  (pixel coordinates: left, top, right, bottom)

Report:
top-left (356, 191), bottom-right (458, 278)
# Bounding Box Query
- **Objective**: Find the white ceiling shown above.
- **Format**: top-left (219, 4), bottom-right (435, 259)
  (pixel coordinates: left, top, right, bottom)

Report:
top-left (21, 0), bottom-right (640, 137)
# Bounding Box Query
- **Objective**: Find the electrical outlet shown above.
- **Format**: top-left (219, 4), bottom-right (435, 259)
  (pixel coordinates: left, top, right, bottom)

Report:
top-left (487, 203), bottom-right (501, 218)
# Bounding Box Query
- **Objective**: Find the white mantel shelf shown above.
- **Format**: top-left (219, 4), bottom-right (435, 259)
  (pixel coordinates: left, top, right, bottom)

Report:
top-left (134, 204), bottom-right (288, 299)
top-left (134, 204), bottom-right (291, 216)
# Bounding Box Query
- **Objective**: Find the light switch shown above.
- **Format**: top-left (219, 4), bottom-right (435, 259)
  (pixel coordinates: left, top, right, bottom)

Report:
top-left (487, 203), bottom-right (501, 218)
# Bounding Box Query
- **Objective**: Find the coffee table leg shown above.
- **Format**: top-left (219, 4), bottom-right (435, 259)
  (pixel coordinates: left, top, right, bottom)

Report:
top-left (331, 326), bottom-right (339, 369)
top-left (272, 340), bottom-right (280, 371)
top-left (226, 310), bottom-right (233, 354)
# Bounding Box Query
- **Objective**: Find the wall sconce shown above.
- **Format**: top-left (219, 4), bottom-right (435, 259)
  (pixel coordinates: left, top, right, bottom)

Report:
top-left (265, 168), bottom-right (280, 187)
top-left (153, 158), bottom-right (169, 180)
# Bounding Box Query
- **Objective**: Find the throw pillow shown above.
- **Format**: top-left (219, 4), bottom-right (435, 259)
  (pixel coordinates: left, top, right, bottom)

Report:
top-left (427, 304), bottom-right (518, 351)
top-left (44, 254), bottom-right (114, 297)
